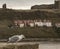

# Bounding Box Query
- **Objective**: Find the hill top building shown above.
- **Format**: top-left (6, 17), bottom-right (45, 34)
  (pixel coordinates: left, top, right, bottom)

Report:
top-left (55, 0), bottom-right (60, 9)
top-left (2, 3), bottom-right (7, 9)
top-left (31, 0), bottom-right (60, 9)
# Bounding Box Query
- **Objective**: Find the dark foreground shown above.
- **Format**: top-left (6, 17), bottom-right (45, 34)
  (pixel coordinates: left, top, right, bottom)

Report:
top-left (0, 41), bottom-right (60, 49)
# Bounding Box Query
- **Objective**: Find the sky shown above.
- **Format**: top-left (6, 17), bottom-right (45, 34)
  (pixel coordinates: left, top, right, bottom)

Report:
top-left (0, 0), bottom-right (54, 9)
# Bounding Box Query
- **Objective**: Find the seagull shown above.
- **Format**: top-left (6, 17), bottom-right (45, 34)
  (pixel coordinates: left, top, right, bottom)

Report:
top-left (8, 34), bottom-right (25, 42)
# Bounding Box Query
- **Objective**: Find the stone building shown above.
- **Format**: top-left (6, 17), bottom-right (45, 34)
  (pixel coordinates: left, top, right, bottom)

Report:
top-left (2, 3), bottom-right (7, 9)
top-left (55, 0), bottom-right (60, 9)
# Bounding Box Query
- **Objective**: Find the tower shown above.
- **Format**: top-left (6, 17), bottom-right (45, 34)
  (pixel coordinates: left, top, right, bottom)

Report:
top-left (2, 3), bottom-right (7, 9)
top-left (55, 0), bottom-right (60, 9)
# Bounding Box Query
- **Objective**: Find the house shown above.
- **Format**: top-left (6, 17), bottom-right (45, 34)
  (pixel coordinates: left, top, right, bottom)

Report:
top-left (29, 23), bottom-right (35, 27)
top-left (34, 20), bottom-right (43, 27)
top-left (13, 19), bottom-right (52, 28)
top-left (55, 23), bottom-right (60, 27)
top-left (17, 20), bottom-right (24, 28)
top-left (27, 20), bottom-right (35, 27)
top-left (43, 20), bottom-right (52, 27)
top-left (14, 20), bottom-right (24, 28)
top-left (19, 23), bottom-right (25, 28)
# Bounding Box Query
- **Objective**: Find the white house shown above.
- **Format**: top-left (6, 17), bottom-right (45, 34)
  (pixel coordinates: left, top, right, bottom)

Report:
top-left (17, 20), bottom-right (24, 28)
top-left (13, 19), bottom-right (52, 27)
top-left (19, 23), bottom-right (25, 28)
top-left (34, 20), bottom-right (43, 27)
top-left (29, 23), bottom-right (35, 27)
top-left (45, 22), bottom-right (52, 27)
top-left (43, 20), bottom-right (52, 27)
top-left (39, 22), bottom-right (44, 26)
top-left (35, 21), bottom-right (43, 27)
top-left (14, 20), bottom-right (25, 28)
top-left (55, 23), bottom-right (60, 27)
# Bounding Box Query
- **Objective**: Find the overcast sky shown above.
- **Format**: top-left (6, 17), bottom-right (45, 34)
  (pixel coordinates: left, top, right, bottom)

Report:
top-left (0, 0), bottom-right (54, 9)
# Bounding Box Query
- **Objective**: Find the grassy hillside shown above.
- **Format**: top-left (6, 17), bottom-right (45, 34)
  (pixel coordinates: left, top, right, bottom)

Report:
top-left (0, 9), bottom-right (60, 21)
top-left (0, 27), bottom-right (57, 38)
top-left (0, 9), bottom-right (60, 38)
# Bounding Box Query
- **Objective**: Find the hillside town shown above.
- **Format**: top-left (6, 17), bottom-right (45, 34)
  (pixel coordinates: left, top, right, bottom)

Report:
top-left (12, 19), bottom-right (60, 28)
top-left (0, 0), bottom-right (60, 49)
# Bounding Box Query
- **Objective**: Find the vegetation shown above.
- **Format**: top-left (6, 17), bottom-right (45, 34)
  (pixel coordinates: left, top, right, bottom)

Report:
top-left (0, 9), bottom-right (60, 38)
top-left (53, 26), bottom-right (60, 37)
top-left (0, 9), bottom-right (60, 21)
top-left (0, 25), bottom-right (59, 39)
